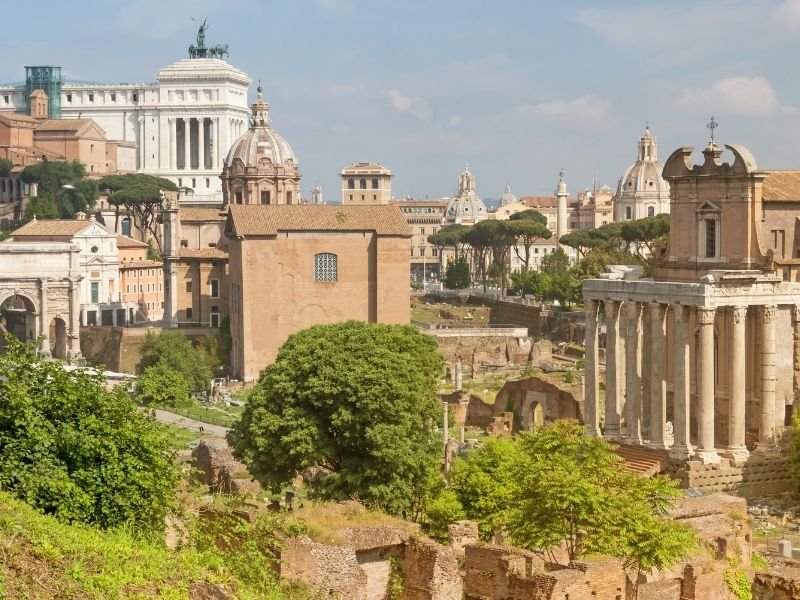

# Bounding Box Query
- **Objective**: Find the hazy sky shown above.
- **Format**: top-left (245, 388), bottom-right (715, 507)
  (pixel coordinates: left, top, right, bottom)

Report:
top-left (3, 0), bottom-right (800, 201)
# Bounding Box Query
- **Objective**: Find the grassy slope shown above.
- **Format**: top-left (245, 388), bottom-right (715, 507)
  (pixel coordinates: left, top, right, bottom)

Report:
top-left (0, 492), bottom-right (279, 600)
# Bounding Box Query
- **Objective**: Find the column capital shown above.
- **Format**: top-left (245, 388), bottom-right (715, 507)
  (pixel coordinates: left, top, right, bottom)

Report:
top-left (730, 305), bottom-right (747, 324)
top-left (792, 304), bottom-right (800, 324)
top-left (648, 301), bottom-right (667, 318)
top-left (697, 306), bottom-right (716, 325)
top-left (762, 304), bottom-right (777, 324)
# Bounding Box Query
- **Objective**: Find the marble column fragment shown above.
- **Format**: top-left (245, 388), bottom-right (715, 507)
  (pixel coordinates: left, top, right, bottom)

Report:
top-left (585, 299), bottom-right (600, 436)
top-left (604, 300), bottom-right (623, 440)
top-left (623, 302), bottom-right (643, 444)
top-left (670, 304), bottom-right (693, 459)
top-left (696, 307), bottom-right (720, 463)
top-left (759, 305), bottom-right (777, 449)
top-left (649, 303), bottom-right (669, 449)
top-left (727, 306), bottom-right (748, 460)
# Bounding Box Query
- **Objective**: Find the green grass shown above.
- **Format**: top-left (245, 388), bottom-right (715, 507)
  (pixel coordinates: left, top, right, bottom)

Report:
top-left (168, 401), bottom-right (245, 428)
top-left (0, 491), bottom-right (300, 599)
top-left (160, 423), bottom-right (204, 451)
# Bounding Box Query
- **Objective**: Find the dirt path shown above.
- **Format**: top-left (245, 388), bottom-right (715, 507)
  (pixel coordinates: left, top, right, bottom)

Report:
top-left (153, 409), bottom-right (230, 438)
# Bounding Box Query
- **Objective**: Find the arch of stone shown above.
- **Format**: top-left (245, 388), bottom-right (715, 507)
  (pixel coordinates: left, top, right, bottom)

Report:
top-left (583, 269), bottom-right (800, 464)
top-left (0, 242), bottom-right (82, 360)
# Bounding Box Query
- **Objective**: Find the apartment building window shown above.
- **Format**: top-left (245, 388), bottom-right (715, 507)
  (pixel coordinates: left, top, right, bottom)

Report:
top-left (210, 279), bottom-right (220, 298)
top-left (432, 248), bottom-right (438, 257)
top-left (419, 248), bottom-right (426, 257)
top-left (210, 311), bottom-right (220, 328)
top-left (314, 253), bottom-right (338, 282)
top-left (420, 227), bottom-right (426, 235)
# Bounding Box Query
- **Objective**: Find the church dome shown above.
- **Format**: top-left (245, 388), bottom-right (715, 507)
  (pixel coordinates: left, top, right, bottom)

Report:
top-left (224, 85), bottom-right (298, 171)
top-left (614, 126), bottom-right (670, 220)
top-left (500, 184), bottom-right (517, 206)
top-left (444, 166), bottom-right (488, 225)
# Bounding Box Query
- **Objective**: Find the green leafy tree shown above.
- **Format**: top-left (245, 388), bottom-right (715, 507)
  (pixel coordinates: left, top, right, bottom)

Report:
top-left (559, 229), bottom-right (605, 258)
top-left (621, 213), bottom-right (670, 258)
top-left (540, 247), bottom-right (571, 276)
top-left (510, 269), bottom-right (540, 299)
top-left (136, 362), bottom-right (191, 407)
top-left (228, 321), bottom-right (444, 517)
top-left (428, 224), bottom-right (469, 259)
top-left (99, 173), bottom-right (178, 252)
top-left (505, 422), bottom-right (694, 577)
top-left (445, 437), bottom-right (521, 539)
top-left (445, 256), bottom-right (471, 289)
top-left (509, 209), bottom-right (548, 226)
top-left (137, 330), bottom-right (216, 392)
top-left (19, 159), bottom-right (98, 219)
top-left (23, 195), bottom-right (60, 221)
top-left (507, 212), bottom-right (552, 272)
top-left (0, 158), bottom-right (12, 177)
top-left (0, 336), bottom-right (180, 531)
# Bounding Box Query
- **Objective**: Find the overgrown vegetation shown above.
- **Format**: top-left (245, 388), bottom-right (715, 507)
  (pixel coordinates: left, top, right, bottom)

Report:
top-left (229, 321), bottom-right (443, 517)
top-left (137, 330), bottom-right (221, 394)
top-left (0, 490), bottom-right (307, 599)
top-left (20, 159), bottom-right (99, 221)
top-left (0, 336), bottom-right (180, 531)
top-left (427, 421), bottom-right (695, 582)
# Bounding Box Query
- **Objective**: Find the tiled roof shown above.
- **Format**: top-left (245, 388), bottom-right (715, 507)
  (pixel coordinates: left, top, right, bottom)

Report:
top-left (180, 207), bottom-right (228, 222)
top-left (116, 235), bottom-right (148, 248)
top-left (520, 196), bottom-right (558, 208)
top-left (11, 219), bottom-right (91, 238)
top-left (34, 119), bottom-right (96, 132)
top-left (763, 170), bottom-right (800, 202)
top-left (0, 113), bottom-right (38, 126)
top-left (226, 204), bottom-right (412, 237)
top-left (178, 248), bottom-right (228, 259)
top-left (390, 200), bottom-right (449, 208)
top-left (120, 259), bottom-right (163, 269)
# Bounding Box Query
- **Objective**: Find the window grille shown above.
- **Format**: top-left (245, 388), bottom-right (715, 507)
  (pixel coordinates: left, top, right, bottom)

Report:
top-left (314, 253), bottom-right (338, 282)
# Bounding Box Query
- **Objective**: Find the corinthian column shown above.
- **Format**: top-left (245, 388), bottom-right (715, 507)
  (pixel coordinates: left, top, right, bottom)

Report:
top-left (759, 305), bottom-right (777, 449)
top-left (584, 299), bottom-right (600, 436)
top-left (39, 278), bottom-right (50, 357)
top-left (604, 300), bottom-right (623, 440)
top-left (696, 307), bottom-right (720, 463)
top-left (198, 117), bottom-right (206, 170)
top-left (670, 304), bottom-right (693, 459)
top-left (728, 306), bottom-right (749, 460)
top-left (794, 306), bottom-right (800, 410)
top-left (648, 303), bottom-right (669, 448)
top-left (624, 302), bottom-right (643, 444)
top-left (183, 118), bottom-right (191, 171)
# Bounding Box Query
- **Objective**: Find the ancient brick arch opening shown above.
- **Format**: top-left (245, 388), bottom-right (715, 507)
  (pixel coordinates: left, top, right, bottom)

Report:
top-left (49, 317), bottom-right (68, 359)
top-left (0, 292), bottom-right (39, 346)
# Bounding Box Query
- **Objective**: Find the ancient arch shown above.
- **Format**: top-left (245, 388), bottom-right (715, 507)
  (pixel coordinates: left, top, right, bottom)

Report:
top-left (0, 292), bottom-right (39, 345)
top-left (49, 317), bottom-right (67, 359)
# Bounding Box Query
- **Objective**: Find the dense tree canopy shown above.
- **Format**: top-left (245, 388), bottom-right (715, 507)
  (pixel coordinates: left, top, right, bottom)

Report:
top-left (0, 158), bottom-right (12, 177)
top-left (20, 159), bottom-right (99, 220)
top-left (98, 173), bottom-right (178, 251)
top-left (0, 337), bottom-right (180, 531)
top-left (137, 330), bottom-right (218, 392)
top-left (228, 321), bottom-right (444, 516)
top-left (444, 256), bottom-right (471, 289)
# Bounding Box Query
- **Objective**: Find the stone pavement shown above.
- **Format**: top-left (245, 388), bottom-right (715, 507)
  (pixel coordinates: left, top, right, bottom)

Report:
top-left (152, 409), bottom-right (230, 438)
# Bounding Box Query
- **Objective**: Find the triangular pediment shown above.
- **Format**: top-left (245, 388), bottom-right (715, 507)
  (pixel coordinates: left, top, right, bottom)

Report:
top-left (697, 200), bottom-right (721, 213)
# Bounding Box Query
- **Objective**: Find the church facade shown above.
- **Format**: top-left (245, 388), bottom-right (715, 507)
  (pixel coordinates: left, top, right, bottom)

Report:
top-left (224, 204), bottom-right (411, 381)
top-left (583, 137), bottom-right (800, 478)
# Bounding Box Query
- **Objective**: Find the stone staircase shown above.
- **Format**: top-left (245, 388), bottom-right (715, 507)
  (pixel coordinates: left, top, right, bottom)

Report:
top-left (613, 442), bottom-right (670, 477)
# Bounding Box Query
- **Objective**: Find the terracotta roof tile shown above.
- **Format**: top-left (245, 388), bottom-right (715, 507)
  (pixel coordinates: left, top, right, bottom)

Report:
top-left (178, 248), bottom-right (228, 259)
top-left (520, 196), bottom-right (557, 208)
top-left (180, 207), bottom-right (228, 222)
top-left (34, 119), bottom-right (96, 132)
top-left (763, 170), bottom-right (800, 202)
top-left (120, 259), bottom-right (163, 268)
top-left (116, 235), bottom-right (148, 248)
top-left (226, 204), bottom-right (412, 237)
top-left (11, 219), bottom-right (91, 238)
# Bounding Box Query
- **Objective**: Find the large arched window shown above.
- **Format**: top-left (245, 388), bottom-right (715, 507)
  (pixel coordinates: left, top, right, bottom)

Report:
top-left (314, 253), bottom-right (338, 282)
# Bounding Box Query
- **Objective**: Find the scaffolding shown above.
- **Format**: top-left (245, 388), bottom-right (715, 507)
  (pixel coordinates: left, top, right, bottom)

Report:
top-left (24, 66), bottom-right (62, 119)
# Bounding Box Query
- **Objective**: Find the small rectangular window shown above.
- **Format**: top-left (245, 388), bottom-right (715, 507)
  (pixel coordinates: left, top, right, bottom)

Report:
top-left (111, 92), bottom-right (116, 102)
top-left (705, 219), bottom-right (716, 258)
top-left (65, 93), bottom-right (71, 103)
top-left (88, 93), bottom-right (94, 102)
top-left (186, 281), bottom-right (192, 293)
top-left (210, 279), bottom-right (219, 298)
top-left (286, 191), bottom-right (292, 203)
top-left (210, 313), bottom-right (220, 328)
top-left (186, 308), bottom-right (193, 320)
top-left (314, 253), bottom-right (338, 282)
top-left (261, 190), bottom-right (270, 204)
top-left (133, 93), bottom-right (138, 102)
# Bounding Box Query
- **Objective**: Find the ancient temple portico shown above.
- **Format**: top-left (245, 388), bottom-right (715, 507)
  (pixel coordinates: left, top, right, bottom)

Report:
top-left (584, 271), bottom-right (800, 463)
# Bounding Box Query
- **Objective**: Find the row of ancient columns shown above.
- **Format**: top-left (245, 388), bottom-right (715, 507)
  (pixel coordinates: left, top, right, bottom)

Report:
top-left (585, 299), bottom-right (779, 463)
top-left (169, 117), bottom-right (224, 171)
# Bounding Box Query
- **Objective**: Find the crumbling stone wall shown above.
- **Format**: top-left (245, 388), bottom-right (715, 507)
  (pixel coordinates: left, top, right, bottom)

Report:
top-left (494, 376), bottom-right (582, 431)
top-left (439, 391), bottom-right (495, 428)
top-left (191, 439), bottom-right (261, 496)
top-left (667, 453), bottom-right (793, 498)
top-left (279, 536), bottom-right (368, 599)
top-left (399, 537), bottom-right (462, 600)
top-left (752, 570), bottom-right (800, 599)
top-left (435, 336), bottom-right (551, 372)
top-left (464, 544), bottom-right (542, 600)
